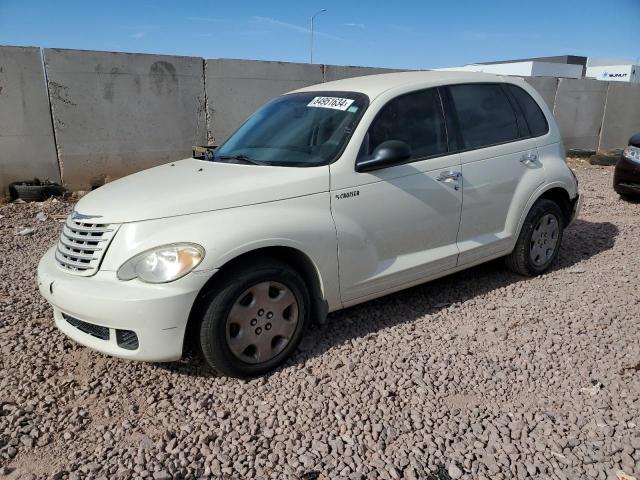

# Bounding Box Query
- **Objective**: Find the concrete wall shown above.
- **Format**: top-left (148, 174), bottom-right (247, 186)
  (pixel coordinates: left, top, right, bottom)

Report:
top-left (553, 78), bottom-right (609, 151)
top-left (523, 76), bottom-right (558, 110)
top-left (2, 45), bottom-right (640, 196)
top-left (205, 59), bottom-right (323, 144)
top-left (0, 46), bottom-right (60, 196)
top-left (599, 82), bottom-right (640, 150)
top-left (43, 48), bottom-right (206, 189)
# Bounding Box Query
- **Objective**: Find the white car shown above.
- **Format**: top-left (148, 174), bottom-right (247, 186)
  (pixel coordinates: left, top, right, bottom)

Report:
top-left (38, 71), bottom-right (581, 377)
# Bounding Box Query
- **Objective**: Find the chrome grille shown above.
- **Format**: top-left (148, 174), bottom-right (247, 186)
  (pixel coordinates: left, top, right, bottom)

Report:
top-left (55, 216), bottom-right (119, 276)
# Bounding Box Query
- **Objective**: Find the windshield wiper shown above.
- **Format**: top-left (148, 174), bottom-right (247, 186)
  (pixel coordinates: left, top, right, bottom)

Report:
top-left (215, 155), bottom-right (267, 166)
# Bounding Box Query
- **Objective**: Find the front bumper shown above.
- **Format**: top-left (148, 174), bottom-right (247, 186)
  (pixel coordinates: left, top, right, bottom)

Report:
top-left (37, 247), bottom-right (215, 362)
top-left (614, 155), bottom-right (640, 196)
top-left (569, 193), bottom-right (583, 225)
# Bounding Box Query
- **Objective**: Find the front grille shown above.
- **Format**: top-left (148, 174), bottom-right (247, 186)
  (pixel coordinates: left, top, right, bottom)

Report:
top-left (116, 330), bottom-right (139, 350)
top-left (63, 313), bottom-right (110, 340)
top-left (55, 217), bottom-right (118, 276)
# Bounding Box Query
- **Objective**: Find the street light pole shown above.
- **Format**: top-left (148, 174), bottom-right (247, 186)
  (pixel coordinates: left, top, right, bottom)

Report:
top-left (310, 9), bottom-right (327, 64)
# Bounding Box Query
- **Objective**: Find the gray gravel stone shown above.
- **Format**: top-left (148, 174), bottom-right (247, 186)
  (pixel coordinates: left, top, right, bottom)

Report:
top-left (0, 164), bottom-right (639, 479)
top-left (448, 463), bottom-right (463, 479)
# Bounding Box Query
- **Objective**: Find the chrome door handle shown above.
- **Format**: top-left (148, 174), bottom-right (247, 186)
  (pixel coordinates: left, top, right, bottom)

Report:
top-left (521, 152), bottom-right (538, 164)
top-left (436, 170), bottom-right (462, 181)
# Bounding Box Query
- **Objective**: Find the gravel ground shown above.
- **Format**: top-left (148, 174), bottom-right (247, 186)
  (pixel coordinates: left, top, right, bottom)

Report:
top-left (1, 163), bottom-right (639, 480)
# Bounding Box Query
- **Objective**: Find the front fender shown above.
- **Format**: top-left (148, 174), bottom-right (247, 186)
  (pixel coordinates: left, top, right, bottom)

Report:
top-left (101, 193), bottom-right (341, 311)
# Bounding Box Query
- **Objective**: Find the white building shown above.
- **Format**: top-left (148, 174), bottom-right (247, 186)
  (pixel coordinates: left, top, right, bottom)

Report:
top-left (585, 64), bottom-right (640, 83)
top-left (435, 61), bottom-right (582, 79)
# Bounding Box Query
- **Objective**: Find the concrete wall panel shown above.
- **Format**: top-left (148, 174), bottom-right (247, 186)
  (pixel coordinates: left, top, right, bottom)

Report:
top-left (323, 65), bottom-right (405, 83)
top-left (552, 78), bottom-right (608, 151)
top-left (522, 76), bottom-right (558, 110)
top-left (0, 46), bottom-right (60, 197)
top-left (599, 83), bottom-right (640, 151)
top-left (4, 45), bottom-right (640, 191)
top-left (205, 59), bottom-right (323, 144)
top-left (43, 48), bottom-right (206, 189)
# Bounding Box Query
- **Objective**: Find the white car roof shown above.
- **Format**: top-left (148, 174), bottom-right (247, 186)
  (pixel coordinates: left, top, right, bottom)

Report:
top-left (293, 70), bottom-right (526, 100)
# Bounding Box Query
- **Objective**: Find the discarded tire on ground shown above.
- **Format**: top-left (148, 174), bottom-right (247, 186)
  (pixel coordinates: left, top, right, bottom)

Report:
top-left (589, 151), bottom-right (621, 166)
top-left (8, 181), bottom-right (64, 202)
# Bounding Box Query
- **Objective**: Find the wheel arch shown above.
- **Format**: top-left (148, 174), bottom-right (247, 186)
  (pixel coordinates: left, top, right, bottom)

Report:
top-left (537, 187), bottom-right (573, 225)
top-left (184, 246), bottom-right (329, 353)
top-left (515, 183), bottom-right (574, 240)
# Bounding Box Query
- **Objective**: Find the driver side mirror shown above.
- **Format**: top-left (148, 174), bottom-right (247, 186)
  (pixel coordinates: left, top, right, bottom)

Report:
top-left (355, 140), bottom-right (412, 172)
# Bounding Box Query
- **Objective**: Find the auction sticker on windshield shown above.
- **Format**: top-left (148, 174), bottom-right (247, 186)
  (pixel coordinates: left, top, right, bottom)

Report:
top-left (307, 96), bottom-right (355, 111)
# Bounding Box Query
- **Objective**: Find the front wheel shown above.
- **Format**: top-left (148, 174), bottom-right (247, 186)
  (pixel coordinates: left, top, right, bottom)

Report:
top-left (506, 199), bottom-right (564, 276)
top-left (198, 260), bottom-right (309, 377)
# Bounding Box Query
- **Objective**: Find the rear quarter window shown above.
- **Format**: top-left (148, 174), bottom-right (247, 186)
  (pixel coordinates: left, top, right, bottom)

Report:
top-left (506, 84), bottom-right (549, 137)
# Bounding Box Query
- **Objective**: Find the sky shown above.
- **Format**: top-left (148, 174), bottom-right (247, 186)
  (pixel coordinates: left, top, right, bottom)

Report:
top-left (0, 0), bottom-right (638, 69)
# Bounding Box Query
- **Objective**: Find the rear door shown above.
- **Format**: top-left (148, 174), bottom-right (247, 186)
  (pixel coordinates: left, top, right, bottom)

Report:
top-left (444, 83), bottom-right (547, 266)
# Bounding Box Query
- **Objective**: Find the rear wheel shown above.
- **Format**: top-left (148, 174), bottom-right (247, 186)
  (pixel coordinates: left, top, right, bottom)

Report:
top-left (198, 260), bottom-right (309, 377)
top-left (506, 199), bottom-right (564, 276)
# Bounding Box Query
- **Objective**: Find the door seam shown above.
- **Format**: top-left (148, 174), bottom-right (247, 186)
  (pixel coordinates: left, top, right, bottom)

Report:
top-left (328, 165), bottom-right (345, 309)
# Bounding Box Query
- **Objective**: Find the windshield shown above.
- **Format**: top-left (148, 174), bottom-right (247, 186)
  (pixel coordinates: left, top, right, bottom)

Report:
top-left (213, 91), bottom-right (368, 167)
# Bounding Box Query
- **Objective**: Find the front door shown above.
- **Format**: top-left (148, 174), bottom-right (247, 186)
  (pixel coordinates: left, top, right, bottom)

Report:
top-left (330, 88), bottom-right (463, 305)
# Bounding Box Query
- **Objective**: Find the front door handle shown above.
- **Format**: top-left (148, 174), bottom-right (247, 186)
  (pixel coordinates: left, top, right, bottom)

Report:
top-left (521, 152), bottom-right (538, 164)
top-left (436, 170), bottom-right (462, 182)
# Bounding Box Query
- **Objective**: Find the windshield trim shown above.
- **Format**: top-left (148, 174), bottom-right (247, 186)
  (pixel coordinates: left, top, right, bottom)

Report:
top-left (214, 90), bottom-right (370, 167)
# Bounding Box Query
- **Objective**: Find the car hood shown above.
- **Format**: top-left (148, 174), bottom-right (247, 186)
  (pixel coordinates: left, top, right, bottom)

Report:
top-left (73, 159), bottom-right (330, 223)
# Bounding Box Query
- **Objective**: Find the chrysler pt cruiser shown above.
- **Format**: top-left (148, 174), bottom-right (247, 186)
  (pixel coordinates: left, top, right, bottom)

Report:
top-left (38, 71), bottom-right (581, 377)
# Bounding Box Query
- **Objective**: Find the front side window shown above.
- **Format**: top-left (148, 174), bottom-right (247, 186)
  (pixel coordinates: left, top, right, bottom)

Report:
top-left (359, 88), bottom-right (447, 160)
top-left (449, 84), bottom-right (519, 150)
top-left (213, 91), bottom-right (368, 167)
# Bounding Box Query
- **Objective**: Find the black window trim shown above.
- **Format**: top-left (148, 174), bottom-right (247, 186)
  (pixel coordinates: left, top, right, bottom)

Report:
top-left (500, 83), bottom-right (531, 139)
top-left (355, 86), bottom-right (457, 172)
top-left (439, 86), bottom-right (463, 153)
top-left (443, 82), bottom-right (549, 154)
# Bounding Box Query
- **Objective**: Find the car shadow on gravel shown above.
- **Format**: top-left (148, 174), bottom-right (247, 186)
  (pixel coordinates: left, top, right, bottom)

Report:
top-left (160, 219), bottom-right (617, 378)
top-left (618, 195), bottom-right (640, 204)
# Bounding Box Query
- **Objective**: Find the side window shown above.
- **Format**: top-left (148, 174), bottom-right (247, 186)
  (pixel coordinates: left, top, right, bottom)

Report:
top-left (449, 84), bottom-right (519, 149)
top-left (506, 85), bottom-right (549, 137)
top-left (360, 89), bottom-right (447, 160)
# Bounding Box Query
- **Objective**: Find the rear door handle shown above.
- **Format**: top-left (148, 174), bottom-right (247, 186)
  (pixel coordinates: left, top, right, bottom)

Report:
top-left (436, 170), bottom-right (462, 181)
top-left (521, 152), bottom-right (538, 164)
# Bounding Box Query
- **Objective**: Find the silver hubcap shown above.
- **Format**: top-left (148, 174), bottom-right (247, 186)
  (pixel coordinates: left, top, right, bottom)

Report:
top-left (530, 213), bottom-right (559, 266)
top-left (225, 281), bottom-right (299, 364)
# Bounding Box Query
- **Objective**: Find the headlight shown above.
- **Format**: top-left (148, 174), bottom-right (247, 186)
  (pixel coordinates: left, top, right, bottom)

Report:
top-left (623, 145), bottom-right (640, 164)
top-left (117, 243), bottom-right (204, 283)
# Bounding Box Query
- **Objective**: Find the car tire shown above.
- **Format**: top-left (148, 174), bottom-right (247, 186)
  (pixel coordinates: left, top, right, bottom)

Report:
top-left (198, 259), bottom-right (309, 377)
top-left (506, 199), bottom-right (564, 276)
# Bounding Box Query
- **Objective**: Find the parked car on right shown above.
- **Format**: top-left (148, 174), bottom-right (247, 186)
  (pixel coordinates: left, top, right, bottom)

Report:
top-left (614, 132), bottom-right (640, 198)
